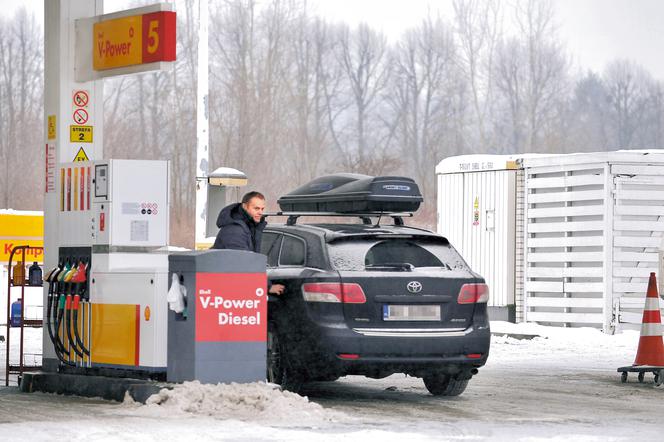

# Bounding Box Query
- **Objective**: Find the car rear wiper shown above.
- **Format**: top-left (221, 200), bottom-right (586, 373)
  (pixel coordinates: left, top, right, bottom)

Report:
top-left (365, 262), bottom-right (414, 272)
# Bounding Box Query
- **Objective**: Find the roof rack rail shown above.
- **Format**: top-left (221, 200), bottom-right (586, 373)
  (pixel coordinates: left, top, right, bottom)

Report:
top-left (264, 211), bottom-right (413, 226)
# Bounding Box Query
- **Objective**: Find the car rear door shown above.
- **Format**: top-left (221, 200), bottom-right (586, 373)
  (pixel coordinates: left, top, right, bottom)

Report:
top-left (327, 236), bottom-right (485, 330)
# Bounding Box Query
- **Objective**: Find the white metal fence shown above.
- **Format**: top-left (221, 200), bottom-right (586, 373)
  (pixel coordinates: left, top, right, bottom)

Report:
top-left (524, 162), bottom-right (608, 329)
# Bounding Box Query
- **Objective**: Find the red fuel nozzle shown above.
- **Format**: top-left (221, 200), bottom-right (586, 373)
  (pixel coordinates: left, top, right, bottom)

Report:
top-left (71, 262), bottom-right (87, 283)
top-left (73, 295), bottom-right (80, 310)
top-left (65, 295), bottom-right (72, 310)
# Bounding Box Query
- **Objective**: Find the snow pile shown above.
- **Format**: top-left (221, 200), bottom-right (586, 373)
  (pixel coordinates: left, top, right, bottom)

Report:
top-left (136, 380), bottom-right (338, 425)
top-left (489, 321), bottom-right (641, 367)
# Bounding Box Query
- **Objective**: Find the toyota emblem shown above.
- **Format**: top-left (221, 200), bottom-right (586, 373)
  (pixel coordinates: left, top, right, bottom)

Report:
top-left (407, 281), bottom-right (422, 293)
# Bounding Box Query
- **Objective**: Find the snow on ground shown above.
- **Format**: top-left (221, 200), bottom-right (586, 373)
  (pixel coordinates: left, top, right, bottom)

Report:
top-left (1, 321), bottom-right (662, 441)
top-left (489, 321), bottom-right (640, 367)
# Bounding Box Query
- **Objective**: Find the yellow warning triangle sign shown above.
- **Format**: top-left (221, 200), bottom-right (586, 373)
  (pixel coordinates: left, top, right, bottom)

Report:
top-left (73, 147), bottom-right (89, 162)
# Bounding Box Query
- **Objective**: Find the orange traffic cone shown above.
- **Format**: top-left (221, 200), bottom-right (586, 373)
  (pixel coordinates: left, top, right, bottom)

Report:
top-left (633, 272), bottom-right (664, 366)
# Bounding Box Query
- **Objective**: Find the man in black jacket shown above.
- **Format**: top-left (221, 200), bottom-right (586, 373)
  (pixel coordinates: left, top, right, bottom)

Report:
top-left (212, 191), bottom-right (284, 295)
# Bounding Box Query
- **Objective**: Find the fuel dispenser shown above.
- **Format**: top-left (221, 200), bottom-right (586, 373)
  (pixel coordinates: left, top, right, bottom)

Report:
top-left (44, 159), bottom-right (170, 377)
top-left (167, 249), bottom-right (267, 384)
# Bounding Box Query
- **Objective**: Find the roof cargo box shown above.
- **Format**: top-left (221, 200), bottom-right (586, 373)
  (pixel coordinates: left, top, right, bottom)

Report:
top-left (277, 174), bottom-right (423, 213)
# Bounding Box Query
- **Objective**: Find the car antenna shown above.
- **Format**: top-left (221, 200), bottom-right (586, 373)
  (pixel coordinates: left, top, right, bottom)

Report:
top-left (374, 213), bottom-right (383, 228)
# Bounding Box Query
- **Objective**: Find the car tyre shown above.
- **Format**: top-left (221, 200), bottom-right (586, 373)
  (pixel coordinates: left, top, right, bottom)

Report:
top-left (423, 373), bottom-right (469, 396)
top-left (267, 323), bottom-right (303, 393)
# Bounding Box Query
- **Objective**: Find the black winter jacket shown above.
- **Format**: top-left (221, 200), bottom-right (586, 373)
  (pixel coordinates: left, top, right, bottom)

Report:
top-left (211, 203), bottom-right (266, 252)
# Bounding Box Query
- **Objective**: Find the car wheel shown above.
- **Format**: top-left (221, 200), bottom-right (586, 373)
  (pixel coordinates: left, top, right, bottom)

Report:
top-left (423, 373), bottom-right (469, 396)
top-left (267, 323), bottom-right (303, 393)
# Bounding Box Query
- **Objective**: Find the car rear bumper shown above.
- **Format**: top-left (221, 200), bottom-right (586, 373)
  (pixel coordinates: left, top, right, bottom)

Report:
top-left (295, 321), bottom-right (490, 377)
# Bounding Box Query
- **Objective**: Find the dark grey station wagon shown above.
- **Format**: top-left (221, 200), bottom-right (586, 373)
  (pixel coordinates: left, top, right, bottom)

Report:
top-left (262, 216), bottom-right (490, 396)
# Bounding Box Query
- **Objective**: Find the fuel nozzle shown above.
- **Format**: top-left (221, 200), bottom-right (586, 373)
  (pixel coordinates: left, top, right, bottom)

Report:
top-left (71, 261), bottom-right (88, 296)
top-left (44, 265), bottom-right (60, 284)
top-left (71, 261), bottom-right (87, 283)
top-left (58, 261), bottom-right (71, 286)
top-left (64, 263), bottom-right (77, 283)
top-left (45, 263), bottom-right (66, 357)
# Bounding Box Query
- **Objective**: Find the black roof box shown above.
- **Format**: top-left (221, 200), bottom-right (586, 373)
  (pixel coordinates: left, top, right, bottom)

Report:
top-left (277, 174), bottom-right (423, 213)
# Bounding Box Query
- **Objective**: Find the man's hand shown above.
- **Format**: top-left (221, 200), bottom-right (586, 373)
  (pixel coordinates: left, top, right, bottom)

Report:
top-left (269, 283), bottom-right (285, 295)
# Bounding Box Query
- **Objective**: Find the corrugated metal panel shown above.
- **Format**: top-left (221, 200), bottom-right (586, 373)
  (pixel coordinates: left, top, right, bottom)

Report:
top-left (523, 163), bottom-right (606, 327)
top-left (438, 170), bottom-right (516, 308)
top-left (437, 173), bottom-right (465, 248)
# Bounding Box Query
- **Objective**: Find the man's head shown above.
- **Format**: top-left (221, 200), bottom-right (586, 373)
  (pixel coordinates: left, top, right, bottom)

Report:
top-left (241, 191), bottom-right (266, 223)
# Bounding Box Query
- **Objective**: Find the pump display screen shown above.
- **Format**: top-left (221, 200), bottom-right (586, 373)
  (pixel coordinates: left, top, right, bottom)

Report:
top-left (95, 164), bottom-right (109, 198)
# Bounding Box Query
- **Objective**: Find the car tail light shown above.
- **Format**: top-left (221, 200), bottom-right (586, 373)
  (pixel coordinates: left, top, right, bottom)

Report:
top-left (302, 283), bottom-right (366, 304)
top-left (341, 283), bottom-right (367, 303)
top-left (337, 353), bottom-right (360, 360)
top-left (466, 353), bottom-right (483, 359)
top-left (457, 283), bottom-right (489, 304)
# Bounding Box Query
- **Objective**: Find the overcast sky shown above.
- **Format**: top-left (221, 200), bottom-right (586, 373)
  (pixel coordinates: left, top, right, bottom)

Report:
top-left (3, 0), bottom-right (664, 79)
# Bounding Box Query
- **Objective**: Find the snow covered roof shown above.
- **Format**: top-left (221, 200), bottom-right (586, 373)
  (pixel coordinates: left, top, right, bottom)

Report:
top-left (208, 167), bottom-right (248, 186)
top-left (435, 154), bottom-right (548, 174)
top-left (436, 150), bottom-right (664, 174)
top-left (0, 209), bottom-right (44, 216)
top-left (209, 167), bottom-right (247, 178)
top-left (519, 149), bottom-right (664, 168)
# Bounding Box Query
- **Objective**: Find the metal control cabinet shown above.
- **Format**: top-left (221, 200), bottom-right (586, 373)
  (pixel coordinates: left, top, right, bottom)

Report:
top-left (57, 159), bottom-right (169, 248)
top-left (92, 159), bottom-right (169, 247)
top-left (436, 155), bottom-right (522, 322)
top-left (168, 249), bottom-right (267, 384)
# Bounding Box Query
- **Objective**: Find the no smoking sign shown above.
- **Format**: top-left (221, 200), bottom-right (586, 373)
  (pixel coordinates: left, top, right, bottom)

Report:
top-left (72, 90), bottom-right (91, 125)
top-left (73, 108), bottom-right (89, 125)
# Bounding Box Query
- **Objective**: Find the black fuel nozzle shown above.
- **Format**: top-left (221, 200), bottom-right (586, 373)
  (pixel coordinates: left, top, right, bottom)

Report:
top-left (63, 294), bottom-right (85, 360)
top-left (53, 261), bottom-right (73, 360)
top-left (71, 293), bottom-right (90, 357)
top-left (45, 263), bottom-right (65, 355)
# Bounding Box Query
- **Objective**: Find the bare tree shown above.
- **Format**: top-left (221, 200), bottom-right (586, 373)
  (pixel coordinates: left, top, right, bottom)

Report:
top-left (453, 0), bottom-right (501, 148)
top-left (603, 60), bottom-right (653, 148)
top-left (0, 9), bottom-right (43, 209)
top-left (389, 16), bottom-right (460, 222)
top-left (494, 0), bottom-right (569, 153)
top-left (641, 80), bottom-right (664, 148)
top-left (284, 13), bottom-right (339, 184)
top-left (568, 70), bottom-right (610, 151)
top-left (331, 23), bottom-right (394, 174)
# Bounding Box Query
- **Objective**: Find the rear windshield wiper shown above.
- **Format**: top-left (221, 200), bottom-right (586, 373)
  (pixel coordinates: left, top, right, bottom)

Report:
top-left (365, 262), bottom-right (414, 272)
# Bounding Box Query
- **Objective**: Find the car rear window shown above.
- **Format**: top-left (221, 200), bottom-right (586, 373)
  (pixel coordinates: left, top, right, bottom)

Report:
top-left (328, 238), bottom-right (468, 271)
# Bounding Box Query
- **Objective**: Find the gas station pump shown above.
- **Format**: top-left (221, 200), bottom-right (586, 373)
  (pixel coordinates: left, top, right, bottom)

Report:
top-left (43, 159), bottom-right (170, 376)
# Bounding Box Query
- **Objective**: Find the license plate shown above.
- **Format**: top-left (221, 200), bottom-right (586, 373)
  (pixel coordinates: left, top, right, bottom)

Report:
top-left (383, 304), bottom-right (440, 321)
